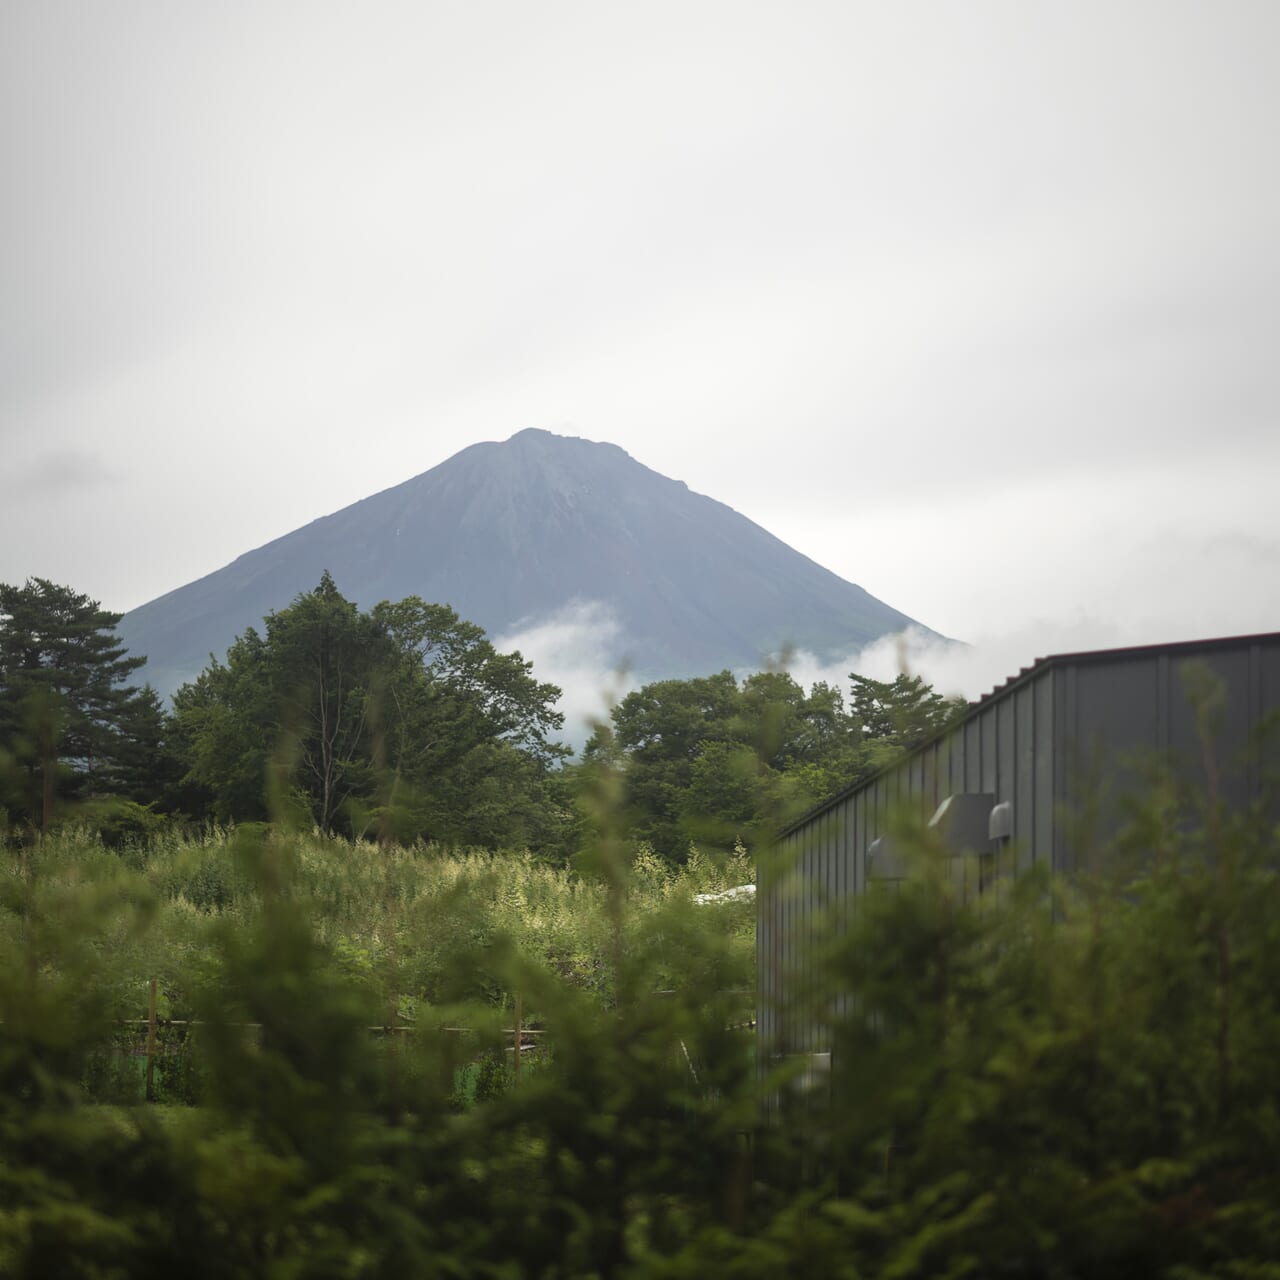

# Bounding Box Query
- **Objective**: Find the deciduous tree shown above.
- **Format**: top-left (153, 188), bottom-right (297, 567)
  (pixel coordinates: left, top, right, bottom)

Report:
top-left (592, 666), bottom-right (968, 860)
top-left (172, 575), bottom-right (570, 849)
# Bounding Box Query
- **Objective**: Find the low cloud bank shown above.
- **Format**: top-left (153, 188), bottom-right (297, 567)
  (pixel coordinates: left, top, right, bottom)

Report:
top-left (498, 602), bottom-right (1240, 753)
top-left (780, 615), bottom-right (1176, 707)
top-left (494, 600), bottom-right (638, 748)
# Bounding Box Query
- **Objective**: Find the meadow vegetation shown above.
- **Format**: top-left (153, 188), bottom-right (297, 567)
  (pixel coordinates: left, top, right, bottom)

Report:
top-left (1, 577), bottom-right (1279, 1275)
top-left (0, 574), bottom-right (963, 860)
top-left (2, 768), bottom-right (1279, 1276)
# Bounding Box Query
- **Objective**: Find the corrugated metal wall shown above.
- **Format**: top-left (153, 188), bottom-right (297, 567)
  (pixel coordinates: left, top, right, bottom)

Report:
top-left (1054, 636), bottom-right (1280, 871)
top-left (758, 634), bottom-right (1280, 1057)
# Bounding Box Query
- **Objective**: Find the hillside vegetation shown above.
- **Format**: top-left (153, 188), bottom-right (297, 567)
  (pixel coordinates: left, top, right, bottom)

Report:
top-left (0, 574), bottom-right (961, 861)
top-left (13, 823), bottom-right (756, 1033)
top-left (2, 770), bottom-right (1280, 1275)
top-left (5, 575), bottom-right (1280, 1274)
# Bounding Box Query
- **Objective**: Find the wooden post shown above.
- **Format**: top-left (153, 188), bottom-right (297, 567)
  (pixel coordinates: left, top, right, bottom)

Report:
top-left (386, 992), bottom-right (401, 1116)
top-left (145, 978), bottom-right (158, 1102)
top-left (512, 993), bottom-right (522, 1083)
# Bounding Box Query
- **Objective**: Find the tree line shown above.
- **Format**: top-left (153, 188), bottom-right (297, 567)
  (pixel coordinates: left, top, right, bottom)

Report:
top-left (585, 664), bottom-right (965, 857)
top-left (0, 574), bottom-right (964, 857)
top-left (0, 574), bottom-right (572, 851)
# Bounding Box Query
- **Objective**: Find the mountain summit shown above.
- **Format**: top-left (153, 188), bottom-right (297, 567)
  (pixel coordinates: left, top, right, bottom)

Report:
top-left (118, 429), bottom-right (931, 697)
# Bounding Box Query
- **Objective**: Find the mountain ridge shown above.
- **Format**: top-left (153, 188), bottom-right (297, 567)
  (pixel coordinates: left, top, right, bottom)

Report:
top-left (118, 429), bottom-right (934, 698)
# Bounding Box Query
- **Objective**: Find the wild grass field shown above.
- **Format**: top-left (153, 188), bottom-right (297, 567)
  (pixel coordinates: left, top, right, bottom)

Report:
top-left (3, 822), bottom-right (757, 1077)
top-left (5, 784), bottom-right (1280, 1274)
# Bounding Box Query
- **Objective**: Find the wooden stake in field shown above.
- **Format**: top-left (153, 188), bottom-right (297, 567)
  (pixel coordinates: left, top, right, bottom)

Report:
top-left (512, 993), bottom-right (522, 1083)
top-left (145, 978), bottom-right (158, 1102)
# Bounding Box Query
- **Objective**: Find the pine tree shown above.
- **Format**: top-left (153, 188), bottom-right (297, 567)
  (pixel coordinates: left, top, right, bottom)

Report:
top-left (847, 670), bottom-right (966, 750)
top-left (0, 578), bottom-right (146, 831)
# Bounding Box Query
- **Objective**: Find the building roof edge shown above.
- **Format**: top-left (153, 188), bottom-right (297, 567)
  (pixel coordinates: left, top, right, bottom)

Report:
top-left (776, 630), bottom-right (1280, 838)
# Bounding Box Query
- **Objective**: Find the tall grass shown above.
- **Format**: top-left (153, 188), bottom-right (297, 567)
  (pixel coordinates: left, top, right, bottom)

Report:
top-left (4, 787), bottom-right (1280, 1274)
top-left (11, 825), bottom-right (756, 1029)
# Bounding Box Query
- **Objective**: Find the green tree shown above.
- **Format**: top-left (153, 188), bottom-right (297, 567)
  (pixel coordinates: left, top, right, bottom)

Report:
top-left (172, 575), bottom-right (570, 849)
top-left (595, 669), bottom-right (872, 858)
top-left (593, 665), bottom-right (971, 860)
top-left (170, 630), bottom-right (274, 825)
top-left (588, 671), bottom-right (741, 856)
top-left (736, 671), bottom-right (810, 769)
top-left (848, 670), bottom-right (966, 751)
top-left (112, 684), bottom-right (187, 809)
top-left (678, 738), bottom-right (776, 849)
top-left (0, 578), bottom-right (147, 831)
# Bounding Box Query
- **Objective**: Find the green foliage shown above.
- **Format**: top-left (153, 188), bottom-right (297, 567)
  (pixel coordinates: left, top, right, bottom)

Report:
top-left (0, 578), bottom-right (163, 834)
top-left (111, 684), bottom-right (189, 810)
top-left (0, 757), bottom-right (1279, 1273)
top-left (739, 756), bottom-right (1280, 1278)
top-left (172, 573), bottom-right (572, 852)
top-left (847, 669), bottom-right (967, 750)
top-left (589, 665), bottom-right (967, 861)
top-left (0, 809), bottom-right (763, 1275)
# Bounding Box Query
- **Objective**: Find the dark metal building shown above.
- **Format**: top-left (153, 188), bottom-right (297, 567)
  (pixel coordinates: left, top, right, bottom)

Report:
top-left (758, 632), bottom-right (1280, 1056)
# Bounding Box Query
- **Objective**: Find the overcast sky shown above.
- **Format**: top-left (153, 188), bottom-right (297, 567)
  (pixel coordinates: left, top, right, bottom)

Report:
top-left (3, 1), bottom-right (1278, 702)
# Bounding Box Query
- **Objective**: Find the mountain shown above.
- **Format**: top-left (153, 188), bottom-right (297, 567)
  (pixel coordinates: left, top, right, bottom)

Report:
top-left (118, 429), bottom-right (933, 698)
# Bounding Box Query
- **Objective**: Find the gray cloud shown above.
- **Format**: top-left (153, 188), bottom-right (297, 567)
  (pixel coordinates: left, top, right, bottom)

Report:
top-left (10, 449), bottom-right (115, 502)
top-left (493, 600), bottom-right (639, 748)
top-left (784, 620), bottom-right (1147, 710)
top-left (0, 0), bottom-right (1276, 659)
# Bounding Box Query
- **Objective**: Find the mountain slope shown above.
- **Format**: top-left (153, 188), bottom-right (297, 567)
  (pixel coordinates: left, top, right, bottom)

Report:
top-left (118, 429), bottom-right (932, 697)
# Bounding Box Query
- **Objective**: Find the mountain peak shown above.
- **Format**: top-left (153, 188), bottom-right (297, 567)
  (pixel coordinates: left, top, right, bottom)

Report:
top-left (499, 426), bottom-right (634, 465)
top-left (118, 433), bottom-right (931, 698)
top-left (507, 426), bottom-right (566, 443)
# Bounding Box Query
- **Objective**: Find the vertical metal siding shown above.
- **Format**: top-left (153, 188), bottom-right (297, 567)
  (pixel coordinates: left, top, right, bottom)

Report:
top-left (1069, 655), bottom-right (1162, 862)
top-left (859, 783), bottom-right (870, 867)
top-left (869, 777), bottom-right (881, 849)
top-left (1074, 656), bottom-right (1162, 762)
top-left (800, 818), bottom-right (810, 1054)
top-left (1261, 644), bottom-right (1280, 821)
top-left (1248, 643), bottom-right (1262, 801)
top-left (964, 718), bottom-right (981, 792)
top-left (995, 694), bottom-right (1016, 883)
top-left (980, 705), bottom-right (997, 797)
top-left (1014, 683), bottom-right (1035, 869)
top-left (762, 635), bottom-right (1280, 1064)
top-left (829, 804), bottom-right (840, 924)
top-left (811, 813), bottom-right (824, 1051)
top-left (838, 797), bottom-right (850, 918)
top-left (1157, 654), bottom-right (1172, 755)
top-left (814, 812), bottom-right (826, 1050)
top-left (1166, 649), bottom-right (1253, 810)
top-left (1057, 659), bottom-right (1080, 875)
top-left (839, 797), bottom-right (853, 1019)
top-left (779, 834), bottom-right (791, 1050)
top-left (1036, 670), bottom-right (1053, 866)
